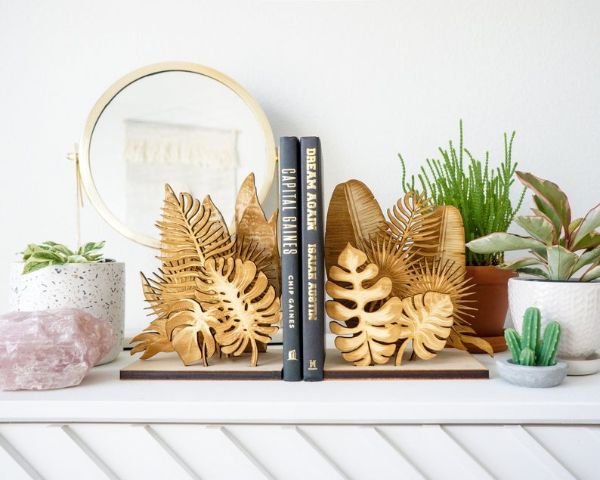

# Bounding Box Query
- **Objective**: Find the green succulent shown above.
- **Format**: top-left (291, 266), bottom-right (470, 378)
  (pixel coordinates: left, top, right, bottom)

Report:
top-left (505, 307), bottom-right (561, 366)
top-left (467, 171), bottom-right (600, 281)
top-left (21, 241), bottom-right (106, 274)
top-left (399, 120), bottom-right (525, 266)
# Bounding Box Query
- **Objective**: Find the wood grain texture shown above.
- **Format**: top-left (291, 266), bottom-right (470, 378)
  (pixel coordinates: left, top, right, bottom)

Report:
top-left (324, 180), bottom-right (387, 273)
top-left (395, 292), bottom-right (454, 365)
top-left (121, 347), bottom-right (283, 380)
top-left (420, 205), bottom-right (466, 277)
top-left (326, 244), bottom-right (403, 366)
top-left (324, 348), bottom-right (488, 379)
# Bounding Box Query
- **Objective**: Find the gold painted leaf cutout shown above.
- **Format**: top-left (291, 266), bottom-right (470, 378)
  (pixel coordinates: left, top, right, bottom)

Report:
top-left (324, 180), bottom-right (387, 274)
top-left (386, 191), bottom-right (439, 253)
top-left (130, 318), bottom-right (174, 359)
top-left (235, 174), bottom-right (280, 295)
top-left (419, 205), bottom-right (466, 277)
top-left (157, 184), bottom-right (234, 269)
top-left (326, 243), bottom-right (402, 366)
top-left (165, 299), bottom-right (219, 366)
top-left (403, 259), bottom-right (492, 355)
top-left (404, 259), bottom-right (475, 325)
top-left (196, 257), bottom-right (281, 366)
top-left (364, 235), bottom-right (416, 300)
top-left (395, 291), bottom-right (454, 365)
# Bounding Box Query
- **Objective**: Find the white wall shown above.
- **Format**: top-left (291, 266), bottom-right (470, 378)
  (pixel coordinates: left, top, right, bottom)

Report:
top-left (1, 0), bottom-right (599, 334)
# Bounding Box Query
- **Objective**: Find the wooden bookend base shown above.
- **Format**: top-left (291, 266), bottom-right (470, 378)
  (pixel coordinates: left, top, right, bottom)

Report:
top-left (323, 348), bottom-right (488, 380)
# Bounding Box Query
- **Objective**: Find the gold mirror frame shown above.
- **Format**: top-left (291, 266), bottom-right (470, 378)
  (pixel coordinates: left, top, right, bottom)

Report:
top-left (78, 61), bottom-right (277, 249)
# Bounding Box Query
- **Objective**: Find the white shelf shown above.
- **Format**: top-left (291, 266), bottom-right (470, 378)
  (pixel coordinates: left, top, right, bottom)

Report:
top-left (1, 351), bottom-right (599, 425)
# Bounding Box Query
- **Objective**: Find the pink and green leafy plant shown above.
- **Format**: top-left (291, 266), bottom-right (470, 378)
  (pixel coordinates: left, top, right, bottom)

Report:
top-left (467, 172), bottom-right (600, 281)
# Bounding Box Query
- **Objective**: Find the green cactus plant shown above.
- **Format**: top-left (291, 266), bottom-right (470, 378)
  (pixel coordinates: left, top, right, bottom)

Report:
top-left (467, 172), bottom-right (600, 281)
top-left (519, 348), bottom-right (536, 366)
top-left (399, 120), bottom-right (526, 266)
top-left (537, 322), bottom-right (561, 366)
top-left (521, 307), bottom-right (541, 351)
top-left (504, 307), bottom-right (561, 366)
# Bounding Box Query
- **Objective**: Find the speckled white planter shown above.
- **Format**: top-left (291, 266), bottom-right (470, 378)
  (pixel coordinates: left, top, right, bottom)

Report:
top-left (8, 262), bottom-right (125, 365)
top-left (509, 277), bottom-right (600, 360)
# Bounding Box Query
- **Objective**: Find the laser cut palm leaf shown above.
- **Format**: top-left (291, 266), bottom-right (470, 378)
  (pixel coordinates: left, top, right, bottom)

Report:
top-left (326, 243), bottom-right (402, 366)
top-left (404, 259), bottom-right (475, 324)
top-left (364, 236), bottom-right (417, 300)
top-left (395, 292), bottom-right (454, 365)
top-left (386, 191), bottom-right (439, 253)
top-left (404, 259), bottom-right (493, 355)
top-left (196, 257), bottom-right (281, 366)
top-left (324, 180), bottom-right (387, 273)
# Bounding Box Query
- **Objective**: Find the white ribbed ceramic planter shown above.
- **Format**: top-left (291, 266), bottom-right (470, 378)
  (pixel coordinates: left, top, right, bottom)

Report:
top-left (8, 262), bottom-right (125, 364)
top-left (508, 277), bottom-right (600, 360)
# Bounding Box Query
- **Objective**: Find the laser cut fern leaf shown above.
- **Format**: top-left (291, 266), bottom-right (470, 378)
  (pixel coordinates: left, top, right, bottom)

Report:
top-left (386, 191), bottom-right (439, 254)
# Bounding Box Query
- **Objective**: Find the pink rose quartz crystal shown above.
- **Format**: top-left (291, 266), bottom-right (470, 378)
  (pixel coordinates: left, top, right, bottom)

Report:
top-left (0, 308), bottom-right (114, 390)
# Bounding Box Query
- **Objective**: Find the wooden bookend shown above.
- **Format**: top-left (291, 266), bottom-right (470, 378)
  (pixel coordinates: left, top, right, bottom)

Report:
top-left (324, 184), bottom-right (494, 366)
top-left (130, 174), bottom-right (281, 367)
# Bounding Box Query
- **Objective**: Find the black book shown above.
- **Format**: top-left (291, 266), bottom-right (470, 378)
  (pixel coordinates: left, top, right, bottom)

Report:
top-left (300, 137), bottom-right (325, 381)
top-left (279, 137), bottom-right (302, 381)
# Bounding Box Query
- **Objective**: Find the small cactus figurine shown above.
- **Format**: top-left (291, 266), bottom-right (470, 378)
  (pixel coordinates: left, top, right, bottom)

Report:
top-left (505, 307), bottom-right (561, 367)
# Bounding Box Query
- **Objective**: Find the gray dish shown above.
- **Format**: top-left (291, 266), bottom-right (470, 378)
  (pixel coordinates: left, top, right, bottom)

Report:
top-left (496, 359), bottom-right (567, 388)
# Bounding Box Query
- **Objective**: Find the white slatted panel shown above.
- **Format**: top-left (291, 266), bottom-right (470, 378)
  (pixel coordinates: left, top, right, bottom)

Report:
top-left (149, 424), bottom-right (271, 480)
top-left (525, 426), bottom-right (600, 479)
top-left (298, 425), bottom-right (425, 480)
top-left (377, 425), bottom-right (494, 479)
top-left (442, 425), bottom-right (573, 479)
top-left (0, 431), bottom-right (37, 480)
top-left (0, 424), bottom-right (599, 479)
top-left (506, 426), bottom-right (576, 479)
top-left (222, 425), bottom-right (347, 480)
top-left (0, 424), bottom-right (106, 480)
top-left (68, 424), bottom-right (193, 480)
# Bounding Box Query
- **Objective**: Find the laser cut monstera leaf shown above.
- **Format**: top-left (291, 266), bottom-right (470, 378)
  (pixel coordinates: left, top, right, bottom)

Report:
top-left (165, 299), bottom-right (220, 366)
top-left (196, 257), bottom-right (281, 367)
top-left (395, 292), bottom-right (454, 365)
top-left (130, 318), bottom-right (174, 360)
top-left (326, 243), bottom-right (403, 366)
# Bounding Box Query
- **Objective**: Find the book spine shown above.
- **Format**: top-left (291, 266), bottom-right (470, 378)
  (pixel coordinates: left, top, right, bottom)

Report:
top-left (300, 137), bottom-right (325, 381)
top-left (279, 137), bottom-right (302, 381)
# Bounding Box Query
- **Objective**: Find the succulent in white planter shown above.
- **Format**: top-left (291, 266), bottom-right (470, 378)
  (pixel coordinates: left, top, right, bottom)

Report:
top-left (496, 307), bottom-right (566, 387)
top-left (8, 241), bottom-right (124, 365)
top-left (467, 172), bottom-right (600, 373)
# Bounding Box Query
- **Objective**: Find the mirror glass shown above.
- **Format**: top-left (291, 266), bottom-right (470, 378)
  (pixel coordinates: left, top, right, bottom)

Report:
top-left (88, 70), bottom-right (270, 240)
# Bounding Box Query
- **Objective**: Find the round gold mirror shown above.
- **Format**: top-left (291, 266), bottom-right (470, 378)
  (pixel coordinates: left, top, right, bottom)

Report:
top-left (78, 62), bottom-right (276, 248)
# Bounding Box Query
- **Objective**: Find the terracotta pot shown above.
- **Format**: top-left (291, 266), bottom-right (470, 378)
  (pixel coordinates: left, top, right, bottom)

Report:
top-left (465, 266), bottom-right (517, 353)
